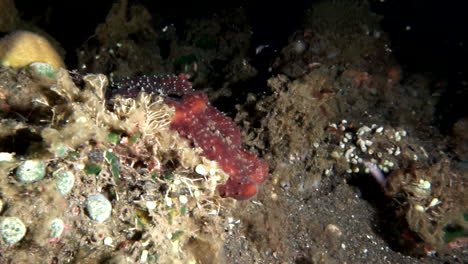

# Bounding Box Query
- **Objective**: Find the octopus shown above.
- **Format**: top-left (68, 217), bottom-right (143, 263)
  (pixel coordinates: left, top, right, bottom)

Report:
top-left (111, 74), bottom-right (268, 199)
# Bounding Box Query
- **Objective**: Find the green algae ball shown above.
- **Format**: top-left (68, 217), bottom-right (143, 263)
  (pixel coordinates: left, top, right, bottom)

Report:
top-left (86, 194), bottom-right (112, 223)
top-left (1, 217), bottom-right (27, 244)
top-left (16, 160), bottom-right (46, 183)
top-left (54, 170), bottom-right (75, 195)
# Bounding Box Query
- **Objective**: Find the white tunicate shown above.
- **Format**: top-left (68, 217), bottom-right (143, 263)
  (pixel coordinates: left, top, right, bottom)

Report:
top-left (165, 197), bottom-right (172, 207)
top-left (395, 133), bottom-right (402, 142)
top-left (344, 147), bottom-right (355, 160)
top-left (357, 139), bottom-right (367, 152)
top-left (418, 180), bottom-right (431, 190)
top-left (86, 194), bottom-right (112, 223)
top-left (16, 160), bottom-right (46, 183)
top-left (28, 62), bottom-right (56, 78)
top-left (49, 218), bottom-right (65, 239)
top-left (428, 198), bottom-right (441, 208)
top-left (195, 164), bottom-right (207, 176)
top-left (209, 167), bottom-right (217, 176)
top-left (104, 237), bottom-right (113, 247)
top-left (415, 205), bottom-right (425, 212)
top-left (146, 201), bottom-right (157, 210)
top-left (54, 170), bottom-right (75, 195)
top-left (140, 249), bottom-right (149, 263)
top-left (179, 195), bottom-right (188, 204)
top-left (0, 152), bottom-right (15, 162)
top-left (1, 217), bottom-right (27, 244)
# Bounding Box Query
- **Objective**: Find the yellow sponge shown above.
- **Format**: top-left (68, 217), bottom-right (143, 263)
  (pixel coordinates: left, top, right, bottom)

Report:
top-left (0, 31), bottom-right (65, 70)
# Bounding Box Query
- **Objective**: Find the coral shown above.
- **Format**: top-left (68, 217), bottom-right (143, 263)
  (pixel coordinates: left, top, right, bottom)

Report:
top-left (0, 31), bottom-right (65, 70)
top-left (112, 74), bottom-right (269, 199)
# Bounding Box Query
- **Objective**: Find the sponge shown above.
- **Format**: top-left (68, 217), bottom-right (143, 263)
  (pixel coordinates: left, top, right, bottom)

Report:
top-left (0, 31), bottom-right (65, 70)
